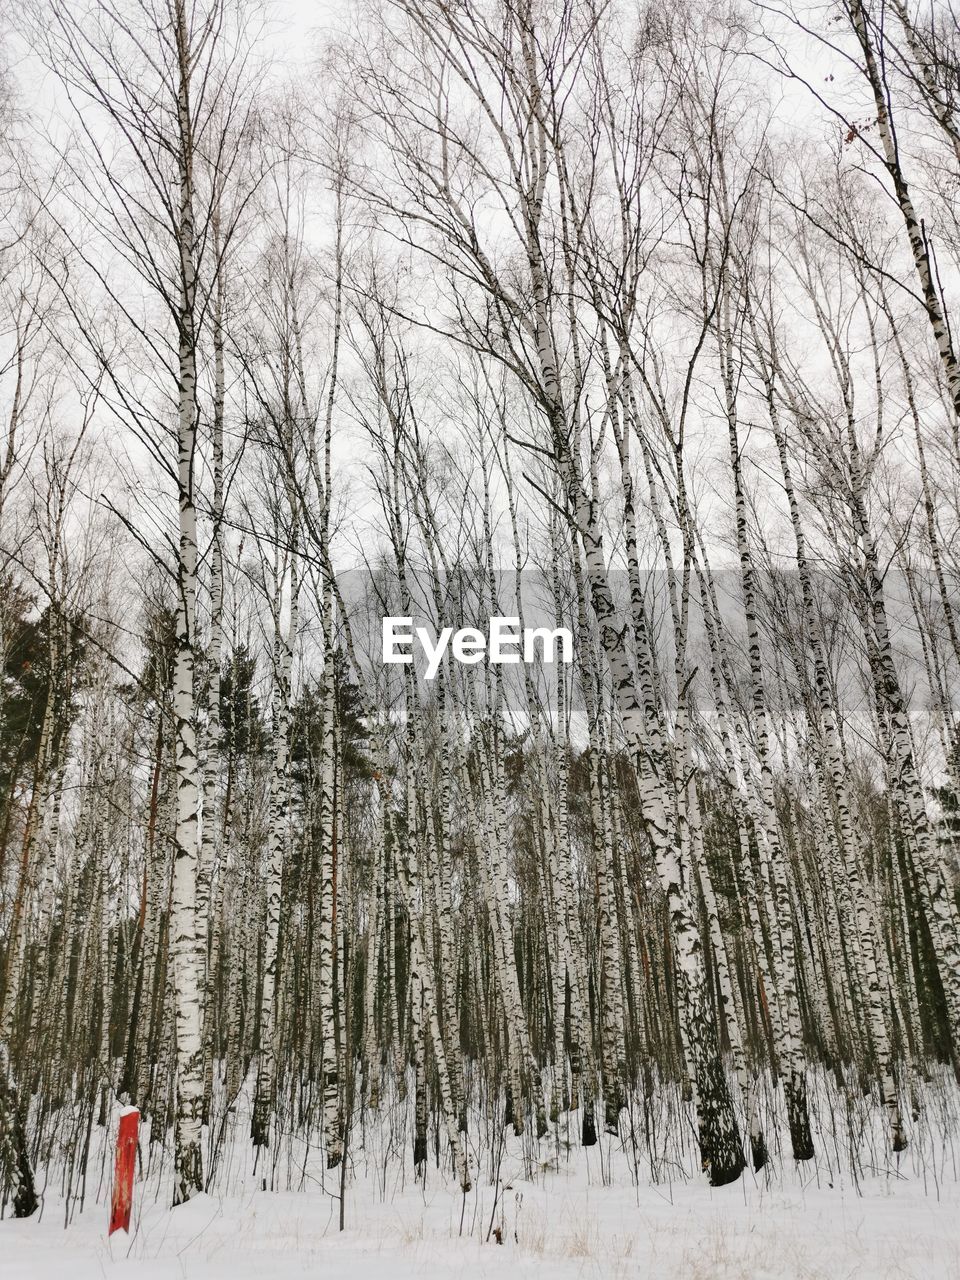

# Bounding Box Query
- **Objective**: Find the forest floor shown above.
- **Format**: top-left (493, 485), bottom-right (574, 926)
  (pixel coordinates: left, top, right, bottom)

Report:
top-left (4, 1116), bottom-right (960, 1280)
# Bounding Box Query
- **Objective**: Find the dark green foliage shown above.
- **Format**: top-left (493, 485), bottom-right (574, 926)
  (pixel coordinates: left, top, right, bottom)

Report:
top-left (0, 583), bottom-right (87, 839)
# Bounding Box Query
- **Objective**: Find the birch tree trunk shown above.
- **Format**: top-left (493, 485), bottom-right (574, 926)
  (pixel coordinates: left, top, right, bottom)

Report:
top-left (170, 0), bottom-right (205, 1204)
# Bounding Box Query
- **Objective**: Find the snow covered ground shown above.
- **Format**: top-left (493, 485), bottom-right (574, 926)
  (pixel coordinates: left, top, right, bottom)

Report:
top-left (6, 1075), bottom-right (960, 1279)
top-left (5, 1120), bottom-right (960, 1280)
top-left (4, 1172), bottom-right (960, 1279)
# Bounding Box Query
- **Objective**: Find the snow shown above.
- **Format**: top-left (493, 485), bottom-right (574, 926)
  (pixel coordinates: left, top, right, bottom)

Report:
top-left (7, 1073), bottom-right (960, 1278)
top-left (5, 1150), bottom-right (960, 1278)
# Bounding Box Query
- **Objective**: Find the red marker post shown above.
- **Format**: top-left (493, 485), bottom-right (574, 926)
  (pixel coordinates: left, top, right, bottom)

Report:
top-left (109, 1106), bottom-right (140, 1236)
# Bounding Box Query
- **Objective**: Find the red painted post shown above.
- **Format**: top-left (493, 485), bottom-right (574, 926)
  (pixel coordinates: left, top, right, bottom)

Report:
top-left (109, 1107), bottom-right (140, 1236)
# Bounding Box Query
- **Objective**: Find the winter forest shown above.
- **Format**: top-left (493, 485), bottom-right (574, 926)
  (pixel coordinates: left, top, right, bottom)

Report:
top-left (2, 0), bottom-right (960, 1274)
